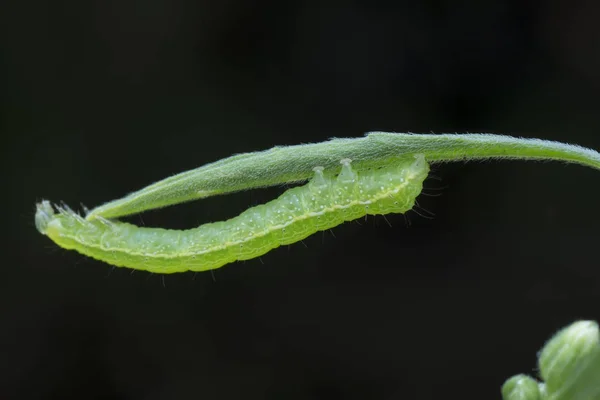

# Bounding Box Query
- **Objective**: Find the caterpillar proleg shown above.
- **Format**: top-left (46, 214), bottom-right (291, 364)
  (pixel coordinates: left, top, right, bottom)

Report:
top-left (35, 155), bottom-right (429, 274)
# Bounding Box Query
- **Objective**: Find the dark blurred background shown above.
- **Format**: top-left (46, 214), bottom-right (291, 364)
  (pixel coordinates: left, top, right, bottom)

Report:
top-left (2, 0), bottom-right (600, 399)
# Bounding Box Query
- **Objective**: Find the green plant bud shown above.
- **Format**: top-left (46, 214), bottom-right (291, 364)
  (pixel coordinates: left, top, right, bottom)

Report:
top-left (538, 320), bottom-right (600, 400)
top-left (502, 374), bottom-right (541, 400)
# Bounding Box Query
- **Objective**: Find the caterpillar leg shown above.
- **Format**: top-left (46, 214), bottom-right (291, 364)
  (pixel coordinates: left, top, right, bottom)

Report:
top-left (337, 158), bottom-right (357, 183)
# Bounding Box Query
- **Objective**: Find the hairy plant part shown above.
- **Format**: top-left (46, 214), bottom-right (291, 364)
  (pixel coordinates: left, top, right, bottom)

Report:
top-left (83, 133), bottom-right (600, 221)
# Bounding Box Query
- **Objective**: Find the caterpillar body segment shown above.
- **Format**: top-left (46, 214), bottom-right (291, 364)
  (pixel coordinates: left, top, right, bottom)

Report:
top-left (35, 155), bottom-right (429, 274)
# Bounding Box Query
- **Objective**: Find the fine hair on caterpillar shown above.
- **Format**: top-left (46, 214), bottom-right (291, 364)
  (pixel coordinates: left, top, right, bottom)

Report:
top-left (35, 155), bottom-right (430, 274)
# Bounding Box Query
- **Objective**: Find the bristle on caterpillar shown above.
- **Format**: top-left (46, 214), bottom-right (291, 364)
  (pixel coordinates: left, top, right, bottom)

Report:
top-left (35, 155), bottom-right (429, 274)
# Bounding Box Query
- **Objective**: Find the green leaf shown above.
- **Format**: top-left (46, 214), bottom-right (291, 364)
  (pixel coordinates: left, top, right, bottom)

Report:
top-left (85, 132), bottom-right (600, 220)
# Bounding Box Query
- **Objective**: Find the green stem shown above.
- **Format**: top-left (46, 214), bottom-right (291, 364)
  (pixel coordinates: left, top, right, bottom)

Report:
top-left (86, 132), bottom-right (600, 220)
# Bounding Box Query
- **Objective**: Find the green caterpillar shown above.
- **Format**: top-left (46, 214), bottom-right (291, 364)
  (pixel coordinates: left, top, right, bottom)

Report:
top-left (35, 155), bottom-right (429, 274)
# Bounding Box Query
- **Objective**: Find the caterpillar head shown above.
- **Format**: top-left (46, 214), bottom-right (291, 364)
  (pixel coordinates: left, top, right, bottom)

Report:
top-left (35, 200), bottom-right (55, 235)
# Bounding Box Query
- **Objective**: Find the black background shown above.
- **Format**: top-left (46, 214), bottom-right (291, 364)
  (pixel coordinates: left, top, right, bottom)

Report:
top-left (2, 0), bottom-right (600, 399)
